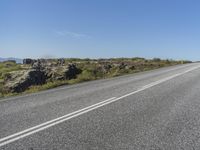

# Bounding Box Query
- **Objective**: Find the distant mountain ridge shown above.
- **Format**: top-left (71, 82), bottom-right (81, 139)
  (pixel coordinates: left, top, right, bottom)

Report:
top-left (0, 57), bottom-right (23, 64)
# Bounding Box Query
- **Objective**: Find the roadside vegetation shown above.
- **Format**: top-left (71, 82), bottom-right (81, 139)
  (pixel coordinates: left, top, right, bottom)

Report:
top-left (0, 61), bottom-right (24, 98)
top-left (0, 58), bottom-right (191, 99)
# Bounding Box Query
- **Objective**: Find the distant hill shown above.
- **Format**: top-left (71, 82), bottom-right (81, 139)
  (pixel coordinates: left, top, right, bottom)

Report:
top-left (0, 58), bottom-right (23, 64)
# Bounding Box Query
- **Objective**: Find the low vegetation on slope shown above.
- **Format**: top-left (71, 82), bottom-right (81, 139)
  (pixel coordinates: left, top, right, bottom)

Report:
top-left (0, 58), bottom-right (191, 98)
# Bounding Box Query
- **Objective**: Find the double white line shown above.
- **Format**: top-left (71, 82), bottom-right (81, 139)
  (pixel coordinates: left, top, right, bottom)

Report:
top-left (0, 65), bottom-right (199, 147)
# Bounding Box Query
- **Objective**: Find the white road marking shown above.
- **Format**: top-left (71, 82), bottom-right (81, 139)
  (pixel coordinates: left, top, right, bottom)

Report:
top-left (0, 97), bottom-right (117, 146)
top-left (0, 65), bottom-right (199, 147)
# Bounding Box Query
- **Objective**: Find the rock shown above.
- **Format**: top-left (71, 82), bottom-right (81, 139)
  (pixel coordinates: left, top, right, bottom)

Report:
top-left (101, 64), bottom-right (112, 73)
top-left (64, 64), bottom-right (82, 80)
top-left (3, 63), bottom-right (81, 93)
top-left (4, 69), bottom-right (46, 93)
top-left (45, 67), bottom-right (66, 81)
top-left (57, 58), bottom-right (65, 66)
top-left (32, 61), bottom-right (43, 70)
top-left (23, 59), bottom-right (36, 65)
top-left (44, 64), bottom-right (81, 81)
top-left (119, 62), bottom-right (127, 70)
top-left (129, 65), bottom-right (135, 70)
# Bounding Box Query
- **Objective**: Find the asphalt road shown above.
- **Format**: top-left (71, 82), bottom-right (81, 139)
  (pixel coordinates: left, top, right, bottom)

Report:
top-left (1, 63), bottom-right (200, 150)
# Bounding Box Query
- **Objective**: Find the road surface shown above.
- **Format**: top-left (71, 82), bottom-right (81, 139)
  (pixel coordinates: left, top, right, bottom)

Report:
top-left (1, 63), bottom-right (200, 150)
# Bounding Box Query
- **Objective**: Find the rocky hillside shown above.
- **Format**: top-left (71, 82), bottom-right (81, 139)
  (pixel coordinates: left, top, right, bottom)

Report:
top-left (0, 58), bottom-right (191, 98)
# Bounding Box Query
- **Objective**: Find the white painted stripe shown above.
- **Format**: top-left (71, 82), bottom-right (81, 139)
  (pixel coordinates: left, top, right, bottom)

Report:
top-left (0, 65), bottom-right (199, 147)
top-left (0, 97), bottom-right (117, 144)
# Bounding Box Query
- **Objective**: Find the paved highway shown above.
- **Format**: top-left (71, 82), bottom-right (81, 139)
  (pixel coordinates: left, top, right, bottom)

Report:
top-left (1, 63), bottom-right (200, 149)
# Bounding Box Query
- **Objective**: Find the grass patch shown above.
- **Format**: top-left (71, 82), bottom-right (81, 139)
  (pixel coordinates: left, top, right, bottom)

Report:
top-left (25, 80), bottom-right (69, 94)
top-left (0, 62), bottom-right (23, 80)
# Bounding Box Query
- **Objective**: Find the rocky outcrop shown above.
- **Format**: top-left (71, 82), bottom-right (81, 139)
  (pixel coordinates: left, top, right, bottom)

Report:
top-left (4, 69), bottom-right (46, 93)
top-left (44, 64), bottom-right (81, 81)
top-left (3, 63), bottom-right (81, 93)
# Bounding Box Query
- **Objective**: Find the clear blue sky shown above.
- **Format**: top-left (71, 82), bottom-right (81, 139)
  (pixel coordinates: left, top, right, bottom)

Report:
top-left (0, 0), bottom-right (200, 60)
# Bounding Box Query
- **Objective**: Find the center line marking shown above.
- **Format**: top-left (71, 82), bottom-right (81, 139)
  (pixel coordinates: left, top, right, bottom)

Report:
top-left (0, 65), bottom-right (200, 147)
